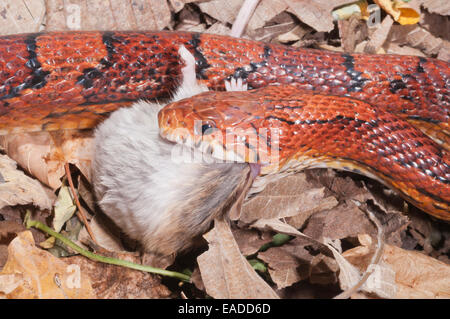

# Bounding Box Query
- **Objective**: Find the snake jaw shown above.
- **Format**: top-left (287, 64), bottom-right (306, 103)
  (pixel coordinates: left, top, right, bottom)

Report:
top-left (161, 125), bottom-right (248, 164)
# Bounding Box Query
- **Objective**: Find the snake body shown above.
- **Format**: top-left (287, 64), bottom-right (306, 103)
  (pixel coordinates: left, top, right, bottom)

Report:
top-left (0, 31), bottom-right (448, 219)
top-left (159, 85), bottom-right (450, 221)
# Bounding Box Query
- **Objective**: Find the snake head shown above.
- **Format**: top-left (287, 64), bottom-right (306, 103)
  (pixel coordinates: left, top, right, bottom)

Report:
top-left (158, 89), bottom-right (280, 165)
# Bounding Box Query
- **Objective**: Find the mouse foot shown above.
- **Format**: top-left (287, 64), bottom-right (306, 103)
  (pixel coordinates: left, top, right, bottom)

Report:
top-left (172, 45), bottom-right (209, 102)
top-left (225, 77), bottom-right (248, 92)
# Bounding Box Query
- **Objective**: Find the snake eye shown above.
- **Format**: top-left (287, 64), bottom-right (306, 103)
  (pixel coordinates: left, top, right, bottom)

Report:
top-left (201, 122), bottom-right (216, 135)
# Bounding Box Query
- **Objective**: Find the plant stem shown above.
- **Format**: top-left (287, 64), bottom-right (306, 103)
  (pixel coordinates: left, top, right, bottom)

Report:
top-left (24, 214), bottom-right (190, 282)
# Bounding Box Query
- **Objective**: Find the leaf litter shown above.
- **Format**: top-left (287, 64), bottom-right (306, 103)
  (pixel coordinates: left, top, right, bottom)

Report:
top-left (0, 0), bottom-right (449, 299)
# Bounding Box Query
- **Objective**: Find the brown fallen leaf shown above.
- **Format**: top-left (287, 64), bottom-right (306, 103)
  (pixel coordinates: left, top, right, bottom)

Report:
top-left (46, 0), bottom-right (171, 31)
top-left (0, 154), bottom-right (54, 211)
top-left (257, 237), bottom-right (314, 289)
top-left (0, 231), bottom-right (95, 298)
top-left (232, 227), bottom-right (272, 256)
top-left (285, 0), bottom-right (356, 32)
top-left (338, 14), bottom-right (368, 53)
top-left (198, 0), bottom-right (244, 26)
top-left (247, 12), bottom-right (301, 43)
top-left (419, 0), bottom-right (450, 16)
top-left (0, 220), bottom-right (26, 268)
top-left (374, 0), bottom-right (420, 25)
top-left (247, 0), bottom-right (288, 31)
top-left (206, 22), bottom-right (231, 36)
top-left (343, 234), bottom-right (450, 298)
top-left (1, 130), bottom-right (94, 190)
top-left (437, 41), bottom-right (450, 61)
top-left (65, 253), bottom-right (172, 299)
top-left (420, 10), bottom-right (450, 41)
top-left (364, 15), bottom-right (394, 54)
top-left (197, 218), bottom-right (279, 299)
top-left (77, 213), bottom-right (126, 253)
top-left (175, 4), bottom-right (205, 32)
top-left (169, 0), bottom-right (204, 13)
top-left (388, 24), bottom-right (444, 56)
top-left (302, 201), bottom-right (377, 241)
top-left (384, 43), bottom-right (426, 56)
top-left (0, 0), bottom-right (45, 35)
top-left (243, 173), bottom-right (338, 224)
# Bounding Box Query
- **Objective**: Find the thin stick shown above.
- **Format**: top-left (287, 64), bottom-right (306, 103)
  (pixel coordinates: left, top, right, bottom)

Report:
top-left (25, 214), bottom-right (191, 282)
top-left (230, 0), bottom-right (260, 38)
top-left (334, 202), bottom-right (385, 299)
top-left (64, 162), bottom-right (97, 244)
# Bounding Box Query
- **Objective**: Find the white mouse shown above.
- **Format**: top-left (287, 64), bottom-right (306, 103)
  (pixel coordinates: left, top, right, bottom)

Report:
top-left (92, 46), bottom-right (249, 257)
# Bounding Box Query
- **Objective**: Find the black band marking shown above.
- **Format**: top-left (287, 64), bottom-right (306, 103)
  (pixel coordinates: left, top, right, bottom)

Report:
top-left (188, 33), bottom-right (211, 80)
top-left (264, 113), bottom-right (447, 187)
top-left (76, 31), bottom-right (124, 89)
top-left (342, 54), bottom-right (369, 93)
top-left (389, 79), bottom-right (407, 94)
top-left (263, 45), bottom-right (272, 59)
top-left (417, 57), bottom-right (427, 73)
top-left (229, 45), bottom-right (270, 86)
top-left (407, 115), bottom-right (440, 124)
top-left (0, 33), bottom-right (50, 101)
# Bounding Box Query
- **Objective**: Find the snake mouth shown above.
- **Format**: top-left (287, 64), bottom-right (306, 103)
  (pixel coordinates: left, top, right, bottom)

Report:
top-left (159, 125), bottom-right (250, 164)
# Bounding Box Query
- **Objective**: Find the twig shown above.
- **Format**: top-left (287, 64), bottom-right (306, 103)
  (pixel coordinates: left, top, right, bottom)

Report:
top-left (24, 213), bottom-right (191, 282)
top-left (64, 162), bottom-right (97, 244)
top-left (333, 201), bottom-right (385, 299)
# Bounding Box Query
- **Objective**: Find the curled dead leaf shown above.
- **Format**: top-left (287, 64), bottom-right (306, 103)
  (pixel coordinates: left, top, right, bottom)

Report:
top-left (0, 154), bottom-right (54, 211)
top-left (0, 231), bottom-right (94, 298)
top-left (197, 218), bottom-right (279, 299)
top-left (1, 130), bottom-right (93, 190)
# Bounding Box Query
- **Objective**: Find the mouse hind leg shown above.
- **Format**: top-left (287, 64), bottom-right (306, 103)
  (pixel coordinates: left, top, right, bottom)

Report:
top-left (172, 45), bottom-right (209, 102)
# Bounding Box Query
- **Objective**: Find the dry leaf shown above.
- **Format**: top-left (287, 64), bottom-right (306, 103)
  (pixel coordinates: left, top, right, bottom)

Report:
top-left (343, 235), bottom-right (450, 298)
top-left (257, 237), bottom-right (313, 289)
top-left (302, 201), bottom-right (377, 240)
top-left (244, 174), bottom-right (338, 224)
top-left (420, 0), bottom-right (450, 16)
top-left (0, 231), bottom-right (95, 298)
top-left (420, 11), bottom-right (450, 41)
top-left (206, 22), bottom-right (231, 36)
top-left (197, 218), bottom-right (279, 299)
top-left (65, 253), bottom-right (172, 299)
top-left (247, 0), bottom-right (288, 31)
top-left (374, 0), bottom-right (420, 25)
top-left (332, 0), bottom-right (368, 21)
top-left (169, 0), bottom-right (203, 13)
top-left (285, 0), bottom-right (356, 32)
top-left (385, 245), bottom-right (450, 298)
top-left (175, 4), bottom-right (202, 31)
top-left (46, 0), bottom-right (171, 31)
top-left (0, 220), bottom-right (25, 268)
top-left (389, 24), bottom-right (443, 56)
top-left (384, 43), bottom-right (426, 56)
top-left (364, 15), bottom-right (394, 54)
top-left (246, 12), bottom-right (300, 42)
top-left (0, 0), bottom-right (45, 35)
top-left (77, 213), bottom-right (125, 253)
top-left (232, 227), bottom-right (272, 256)
top-left (1, 130), bottom-right (94, 190)
top-left (0, 154), bottom-right (54, 211)
top-left (53, 186), bottom-right (77, 233)
top-left (338, 14), bottom-right (368, 53)
top-left (276, 25), bottom-right (308, 43)
top-left (437, 41), bottom-right (450, 62)
top-left (198, 0), bottom-right (244, 25)
top-left (309, 254), bottom-right (339, 285)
